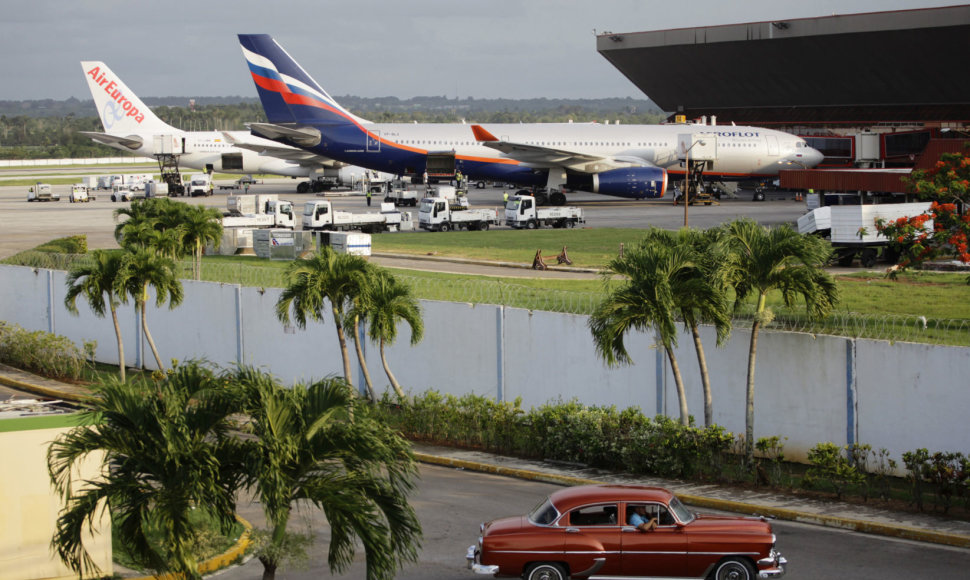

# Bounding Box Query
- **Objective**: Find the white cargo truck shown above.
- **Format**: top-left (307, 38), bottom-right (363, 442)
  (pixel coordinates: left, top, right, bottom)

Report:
top-left (302, 200), bottom-right (412, 233)
top-left (505, 195), bottom-right (585, 229)
top-left (27, 183), bottom-right (59, 202)
top-left (81, 176), bottom-right (100, 190)
top-left (418, 195), bottom-right (499, 231)
top-left (798, 202), bottom-right (932, 267)
top-left (223, 199), bottom-right (295, 229)
top-left (226, 194), bottom-right (280, 216)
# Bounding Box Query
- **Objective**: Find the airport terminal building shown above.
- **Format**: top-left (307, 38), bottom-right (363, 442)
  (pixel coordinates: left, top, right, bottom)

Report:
top-left (596, 4), bottom-right (970, 191)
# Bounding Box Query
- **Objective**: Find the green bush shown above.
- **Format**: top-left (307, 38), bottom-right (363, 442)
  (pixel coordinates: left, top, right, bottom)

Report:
top-left (806, 442), bottom-right (865, 500)
top-left (0, 322), bottom-right (84, 380)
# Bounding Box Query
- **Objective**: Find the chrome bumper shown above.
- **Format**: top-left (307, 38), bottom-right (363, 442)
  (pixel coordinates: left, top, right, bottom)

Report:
top-left (758, 549), bottom-right (788, 578)
top-left (466, 544), bottom-right (499, 575)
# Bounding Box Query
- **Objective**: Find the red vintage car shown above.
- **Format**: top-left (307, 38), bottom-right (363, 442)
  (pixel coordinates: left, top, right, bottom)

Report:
top-left (466, 484), bottom-right (786, 580)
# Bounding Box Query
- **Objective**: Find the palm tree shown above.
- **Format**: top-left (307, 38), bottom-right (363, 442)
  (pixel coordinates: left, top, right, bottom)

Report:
top-left (63, 250), bottom-right (129, 381)
top-left (178, 204), bottom-right (224, 280)
top-left (355, 270), bottom-right (424, 399)
top-left (117, 246), bottom-right (184, 371)
top-left (589, 241), bottom-right (699, 426)
top-left (720, 219), bottom-right (840, 465)
top-left (275, 248), bottom-right (371, 390)
top-left (639, 228), bottom-right (733, 427)
top-left (227, 366), bottom-right (422, 580)
top-left (47, 362), bottom-right (240, 580)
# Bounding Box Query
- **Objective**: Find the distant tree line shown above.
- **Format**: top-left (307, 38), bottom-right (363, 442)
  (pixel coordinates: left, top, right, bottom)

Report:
top-left (0, 96), bottom-right (665, 160)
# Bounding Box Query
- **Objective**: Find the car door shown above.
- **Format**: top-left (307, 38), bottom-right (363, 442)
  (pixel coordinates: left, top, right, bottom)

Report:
top-left (620, 502), bottom-right (688, 577)
top-left (561, 503), bottom-right (623, 577)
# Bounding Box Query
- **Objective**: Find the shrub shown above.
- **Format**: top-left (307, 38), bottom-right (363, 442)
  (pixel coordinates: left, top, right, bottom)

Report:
top-left (806, 442), bottom-right (864, 500)
top-left (902, 448), bottom-right (931, 512)
top-left (0, 322), bottom-right (84, 380)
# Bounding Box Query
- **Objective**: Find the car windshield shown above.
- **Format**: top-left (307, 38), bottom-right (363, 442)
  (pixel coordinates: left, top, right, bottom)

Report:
top-left (528, 497), bottom-right (560, 526)
top-left (668, 495), bottom-right (695, 524)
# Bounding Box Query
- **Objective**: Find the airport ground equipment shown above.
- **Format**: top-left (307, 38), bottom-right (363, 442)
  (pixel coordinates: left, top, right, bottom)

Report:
top-left (798, 201), bottom-right (931, 267)
top-left (69, 185), bottom-right (93, 202)
top-left (418, 194), bottom-right (499, 232)
top-left (26, 183), bottom-right (59, 202)
top-left (223, 199), bottom-right (295, 230)
top-left (303, 200), bottom-right (412, 233)
top-left (505, 195), bottom-right (584, 229)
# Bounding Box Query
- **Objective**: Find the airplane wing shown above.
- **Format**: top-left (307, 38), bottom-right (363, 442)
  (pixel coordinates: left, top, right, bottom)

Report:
top-left (78, 131), bottom-right (143, 150)
top-left (470, 125), bottom-right (602, 168)
top-left (221, 132), bottom-right (346, 168)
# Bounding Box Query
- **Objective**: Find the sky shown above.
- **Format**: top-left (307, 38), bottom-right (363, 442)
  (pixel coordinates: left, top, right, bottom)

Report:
top-left (1, 0), bottom-right (960, 102)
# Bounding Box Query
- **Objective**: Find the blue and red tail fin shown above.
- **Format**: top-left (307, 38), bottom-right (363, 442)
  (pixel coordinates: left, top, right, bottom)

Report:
top-left (238, 34), bottom-right (370, 127)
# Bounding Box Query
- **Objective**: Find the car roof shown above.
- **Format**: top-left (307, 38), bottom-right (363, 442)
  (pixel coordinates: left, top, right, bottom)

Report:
top-left (548, 485), bottom-right (675, 512)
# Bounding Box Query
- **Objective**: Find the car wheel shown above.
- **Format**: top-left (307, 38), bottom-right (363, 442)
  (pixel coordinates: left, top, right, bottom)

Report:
top-left (440, 223), bottom-right (451, 232)
top-left (526, 220), bottom-right (537, 230)
top-left (477, 180), bottom-right (486, 189)
top-left (711, 557), bottom-right (755, 580)
top-left (754, 191), bottom-right (766, 202)
top-left (526, 562), bottom-right (567, 580)
top-left (481, 222), bottom-right (489, 231)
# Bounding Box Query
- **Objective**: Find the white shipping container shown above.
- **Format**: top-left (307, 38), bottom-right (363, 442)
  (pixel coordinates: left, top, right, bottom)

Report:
top-left (318, 231), bottom-right (372, 256)
top-left (829, 203), bottom-right (931, 244)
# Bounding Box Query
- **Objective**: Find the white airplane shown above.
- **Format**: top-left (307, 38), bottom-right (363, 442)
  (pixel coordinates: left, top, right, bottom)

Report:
top-left (79, 60), bottom-right (382, 193)
top-left (238, 34), bottom-right (824, 205)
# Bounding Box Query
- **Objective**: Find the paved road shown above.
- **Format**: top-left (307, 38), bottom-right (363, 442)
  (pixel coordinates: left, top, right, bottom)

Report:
top-left (0, 176), bottom-right (807, 263)
top-left (212, 464), bottom-right (970, 580)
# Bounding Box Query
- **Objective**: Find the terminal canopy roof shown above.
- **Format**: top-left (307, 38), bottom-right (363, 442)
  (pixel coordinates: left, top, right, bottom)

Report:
top-left (596, 5), bottom-right (970, 125)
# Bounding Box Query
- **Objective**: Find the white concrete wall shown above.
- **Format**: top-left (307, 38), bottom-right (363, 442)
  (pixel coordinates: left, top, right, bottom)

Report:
top-left (2, 264), bottom-right (968, 469)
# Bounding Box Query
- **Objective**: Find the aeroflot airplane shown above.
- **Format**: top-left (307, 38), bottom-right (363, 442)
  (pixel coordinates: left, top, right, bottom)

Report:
top-left (238, 34), bottom-right (824, 205)
top-left (80, 60), bottom-right (367, 191)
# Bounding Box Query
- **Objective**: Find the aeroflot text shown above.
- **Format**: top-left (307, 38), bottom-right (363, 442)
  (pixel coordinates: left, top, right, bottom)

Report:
top-left (714, 131), bottom-right (761, 138)
top-left (85, 66), bottom-right (145, 123)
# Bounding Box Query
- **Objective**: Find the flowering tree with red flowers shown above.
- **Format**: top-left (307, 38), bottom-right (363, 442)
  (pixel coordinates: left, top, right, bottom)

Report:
top-left (875, 146), bottom-right (970, 276)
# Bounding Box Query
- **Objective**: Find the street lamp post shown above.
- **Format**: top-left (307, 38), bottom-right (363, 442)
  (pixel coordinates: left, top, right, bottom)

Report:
top-left (682, 140), bottom-right (706, 228)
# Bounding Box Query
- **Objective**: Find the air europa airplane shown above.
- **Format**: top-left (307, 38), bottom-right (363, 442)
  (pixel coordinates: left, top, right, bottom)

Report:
top-left (79, 61), bottom-right (377, 192)
top-left (238, 34), bottom-right (823, 205)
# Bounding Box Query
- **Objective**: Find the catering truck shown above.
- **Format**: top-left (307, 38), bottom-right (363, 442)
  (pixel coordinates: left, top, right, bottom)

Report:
top-left (302, 200), bottom-right (412, 233)
top-left (505, 194), bottom-right (585, 229)
top-left (797, 201), bottom-right (931, 267)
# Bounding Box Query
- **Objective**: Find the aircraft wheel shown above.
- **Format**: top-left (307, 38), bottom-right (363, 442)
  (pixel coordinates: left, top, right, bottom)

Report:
top-left (476, 181), bottom-right (486, 189)
top-left (297, 182), bottom-right (310, 194)
top-left (754, 190), bottom-right (766, 202)
top-left (550, 192), bottom-right (566, 206)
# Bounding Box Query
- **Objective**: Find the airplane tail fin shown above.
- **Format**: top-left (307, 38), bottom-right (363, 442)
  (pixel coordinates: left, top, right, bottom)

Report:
top-left (80, 61), bottom-right (174, 133)
top-left (238, 34), bottom-right (371, 127)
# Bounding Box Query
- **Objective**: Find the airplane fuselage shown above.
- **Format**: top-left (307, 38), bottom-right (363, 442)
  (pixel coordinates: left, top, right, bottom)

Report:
top-left (304, 121), bottom-right (816, 185)
top-left (99, 130), bottom-right (313, 177)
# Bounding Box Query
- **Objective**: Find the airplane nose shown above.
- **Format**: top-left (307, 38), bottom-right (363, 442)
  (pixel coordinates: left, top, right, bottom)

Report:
top-left (804, 146), bottom-right (824, 168)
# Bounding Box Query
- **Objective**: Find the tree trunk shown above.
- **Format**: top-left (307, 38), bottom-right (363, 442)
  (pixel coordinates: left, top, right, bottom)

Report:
top-left (380, 338), bottom-right (406, 399)
top-left (332, 306), bottom-right (354, 388)
top-left (352, 316), bottom-right (377, 402)
top-left (141, 287), bottom-right (165, 372)
top-left (744, 293), bottom-right (767, 466)
top-left (110, 303), bottom-right (125, 382)
top-left (666, 346), bottom-right (690, 426)
top-left (690, 323), bottom-right (712, 427)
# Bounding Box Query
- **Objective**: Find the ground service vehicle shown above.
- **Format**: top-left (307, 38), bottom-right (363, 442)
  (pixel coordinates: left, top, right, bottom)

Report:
top-left (418, 195), bottom-right (499, 231)
top-left (110, 186), bottom-right (138, 202)
top-left (223, 199), bottom-right (295, 229)
top-left (143, 181), bottom-right (168, 197)
top-left (383, 185), bottom-right (419, 207)
top-left (187, 173), bottom-right (213, 197)
top-left (227, 194), bottom-right (280, 216)
top-left (27, 183), bottom-right (59, 202)
top-left (467, 484), bottom-right (786, 580)
top-left (69, 184), bottom-right (93, 202)
top-left (798, 201), bottom-right (931, 267)
top-left (302, 200), bottom-right (412, 233)
top-left (505, 195), bottom-right (584, 229)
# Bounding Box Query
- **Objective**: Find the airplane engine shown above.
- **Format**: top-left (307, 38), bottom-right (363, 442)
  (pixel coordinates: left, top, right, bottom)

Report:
top-left (567, 167), bottom-right (667, 199)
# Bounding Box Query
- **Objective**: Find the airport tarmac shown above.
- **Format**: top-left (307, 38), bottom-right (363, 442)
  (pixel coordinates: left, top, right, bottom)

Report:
top-left (0, 173), bottom-right (809, 261)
